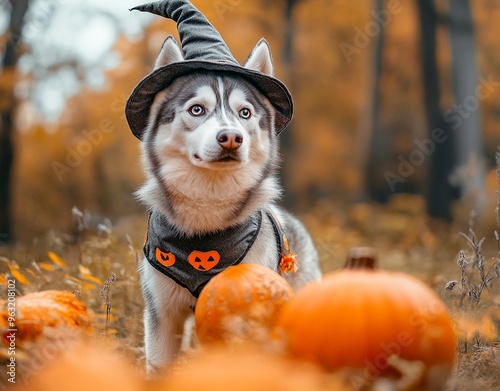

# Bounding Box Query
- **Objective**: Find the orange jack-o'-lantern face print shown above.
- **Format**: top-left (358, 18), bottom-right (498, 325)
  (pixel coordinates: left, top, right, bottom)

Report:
top-left (188, 250), bottom-right (220, 271)
top-left (155, 248), bottom-right (176, 267)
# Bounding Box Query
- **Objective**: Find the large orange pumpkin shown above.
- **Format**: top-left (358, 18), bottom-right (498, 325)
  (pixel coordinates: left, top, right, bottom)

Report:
top-left (14, 342), bottom-right (143, 391)
top-left (152, 345), bottom-right (351, 391)
top-left (276, 248), bottom-right (456, 389)
top-left (195, 264), bottom-right (294, 345)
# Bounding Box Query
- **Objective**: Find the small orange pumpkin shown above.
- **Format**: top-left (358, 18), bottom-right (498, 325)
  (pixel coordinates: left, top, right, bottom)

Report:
top-left (276, 248), bottom-right (456, 389)
top-left (0, 290), bottom-right (93, 348)
top-left (195, 264), bottom-right (294, 344)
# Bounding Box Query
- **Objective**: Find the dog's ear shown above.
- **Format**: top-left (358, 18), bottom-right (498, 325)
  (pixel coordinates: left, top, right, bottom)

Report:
top-left (154, 36), bottom-right (184, 70)
top-left (244, 39), bottom-right (274, 76)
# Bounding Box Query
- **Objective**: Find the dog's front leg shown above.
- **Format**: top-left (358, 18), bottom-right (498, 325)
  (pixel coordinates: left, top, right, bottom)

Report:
top-left (141, 262), bottom-right (195, 373)
top-left (143, 300), bottom-right (189, 372)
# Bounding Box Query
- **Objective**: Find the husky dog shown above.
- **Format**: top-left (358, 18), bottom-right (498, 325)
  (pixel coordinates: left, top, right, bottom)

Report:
top-left (135, 37), bottom-right (321, 371)
top-left (127, 0), bottom-right (321, 374)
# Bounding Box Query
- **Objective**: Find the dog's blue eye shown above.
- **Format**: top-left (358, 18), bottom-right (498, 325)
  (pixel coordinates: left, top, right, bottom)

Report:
top-left (239, 108), bottom-right (251, 119)
top-left (189, 105), bottom-right (205, 116)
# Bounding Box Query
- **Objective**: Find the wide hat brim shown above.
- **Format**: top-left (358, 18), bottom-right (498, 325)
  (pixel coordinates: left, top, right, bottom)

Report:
top-left (125, 60), bottom-right (293, 140)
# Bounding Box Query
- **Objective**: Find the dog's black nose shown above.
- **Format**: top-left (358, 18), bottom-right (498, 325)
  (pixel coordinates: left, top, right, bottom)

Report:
top-left (217, 130), bottom-right (243, 150)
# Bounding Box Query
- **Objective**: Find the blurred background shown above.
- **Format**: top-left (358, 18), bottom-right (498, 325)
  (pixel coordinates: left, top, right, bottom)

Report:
top-left (1, 0), bottom-right (499, 243)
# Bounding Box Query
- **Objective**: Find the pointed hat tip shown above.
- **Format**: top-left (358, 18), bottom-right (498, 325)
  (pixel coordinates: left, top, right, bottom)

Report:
top-left (130, 1), bottom-right (162, 13)
top-left (129, 4), bottom-right (147, 12)
top-left (129, 1), bottom-right (177, 17)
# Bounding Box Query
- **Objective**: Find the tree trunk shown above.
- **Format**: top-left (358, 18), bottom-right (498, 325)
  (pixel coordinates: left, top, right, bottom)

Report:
top-left (448, 0), bottom-right (485, 214)
top-left (417, 0), bottom-right (457, 220)
top-left (280, 0), bottom-right (298, 208)
top-left (364, 0), bottom-right (388, 202)
top-left (0, 0), bottom-right (30, 243)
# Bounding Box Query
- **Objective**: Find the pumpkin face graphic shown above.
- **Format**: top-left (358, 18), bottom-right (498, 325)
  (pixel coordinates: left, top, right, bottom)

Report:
top-left (188, 250), bottom-right (220, 271)
top-left (156, 248), bottom-right (176, 267)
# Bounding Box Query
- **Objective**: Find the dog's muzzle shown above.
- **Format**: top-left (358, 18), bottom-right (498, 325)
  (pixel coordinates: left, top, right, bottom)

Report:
top-left (214, 129), bottom-right (244, 162)
top-left (217, 129), bottom-right (243, 151)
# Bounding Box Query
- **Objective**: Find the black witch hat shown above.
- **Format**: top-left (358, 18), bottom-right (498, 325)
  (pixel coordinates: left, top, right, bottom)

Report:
top-left (125, 0), bottom-right (293, 140)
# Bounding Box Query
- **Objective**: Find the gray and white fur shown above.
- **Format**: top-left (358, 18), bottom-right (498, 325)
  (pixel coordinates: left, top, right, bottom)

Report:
top-left (136, 36), bottom-right (321, 372)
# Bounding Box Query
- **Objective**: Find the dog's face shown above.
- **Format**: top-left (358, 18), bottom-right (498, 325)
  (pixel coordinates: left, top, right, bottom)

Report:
top-left (150, 72), bottom-right (274, 170)
top-left (141, 38), bottom-right (280, 200)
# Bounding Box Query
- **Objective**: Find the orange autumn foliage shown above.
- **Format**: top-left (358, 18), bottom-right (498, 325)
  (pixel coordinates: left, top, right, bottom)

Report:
top-left (10, 1), bottom-right (500, 239)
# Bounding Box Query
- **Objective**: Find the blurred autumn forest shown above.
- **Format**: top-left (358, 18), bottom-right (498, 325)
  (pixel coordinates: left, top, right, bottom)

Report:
top-left (0, 0), bottom-right (499, 244)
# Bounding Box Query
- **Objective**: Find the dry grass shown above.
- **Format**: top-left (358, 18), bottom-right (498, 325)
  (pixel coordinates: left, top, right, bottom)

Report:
top-left (1, 183), bottom-right (500, 389)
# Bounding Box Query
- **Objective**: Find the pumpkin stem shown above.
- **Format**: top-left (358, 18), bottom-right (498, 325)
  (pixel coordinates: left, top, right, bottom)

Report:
top-left (345, 247), bottom-right (378, 270)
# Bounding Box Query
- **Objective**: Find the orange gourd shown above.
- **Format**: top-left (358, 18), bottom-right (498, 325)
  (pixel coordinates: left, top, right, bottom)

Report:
top-left (1, 290), bottom-right (93, 348)
top-left (276, 248), bottom-right (456, 389)
top-left (195, 264), bottom-right (294, 344)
